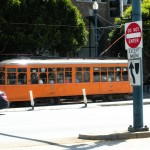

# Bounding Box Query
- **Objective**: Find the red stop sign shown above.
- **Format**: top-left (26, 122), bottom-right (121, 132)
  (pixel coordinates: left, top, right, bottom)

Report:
top-left (125, 22), bottom-right (142, 49)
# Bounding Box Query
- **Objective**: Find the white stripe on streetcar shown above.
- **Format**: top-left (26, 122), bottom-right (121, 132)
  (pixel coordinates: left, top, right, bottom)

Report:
top-left (126, 32), bottom-right (141, 39)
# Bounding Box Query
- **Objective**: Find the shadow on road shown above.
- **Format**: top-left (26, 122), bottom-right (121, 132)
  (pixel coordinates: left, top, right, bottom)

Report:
top-left (0, 132), bottom-right (126, 149)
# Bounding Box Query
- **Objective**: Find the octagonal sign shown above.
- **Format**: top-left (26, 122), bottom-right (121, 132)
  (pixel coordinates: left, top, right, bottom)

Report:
top-left (125, 21), bottom-right (143, 50)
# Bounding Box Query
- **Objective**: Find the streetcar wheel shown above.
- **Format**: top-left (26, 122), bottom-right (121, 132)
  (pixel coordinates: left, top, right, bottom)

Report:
top-left (49, 98), bottom-right (55, 105)
top-left (49, 98), bottom-right (60, 105)
top-left (91, 99), bottom-right (96, 103)
top-left (103, 95), bottom-right (112, 102)
top-left (54, 98), bottom-right (61, 105)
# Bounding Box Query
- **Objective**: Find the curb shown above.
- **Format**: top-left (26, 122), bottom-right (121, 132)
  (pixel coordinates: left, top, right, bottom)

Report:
top-left (78, 131), bottom-right (150, 141)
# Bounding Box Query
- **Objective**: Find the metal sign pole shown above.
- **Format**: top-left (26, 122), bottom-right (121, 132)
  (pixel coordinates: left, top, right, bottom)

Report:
top-left (128, 0), bottom-right (148, 132)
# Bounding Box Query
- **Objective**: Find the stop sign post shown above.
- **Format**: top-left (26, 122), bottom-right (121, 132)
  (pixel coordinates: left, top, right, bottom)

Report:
top-left (125, 21), bottom-right (143, 50)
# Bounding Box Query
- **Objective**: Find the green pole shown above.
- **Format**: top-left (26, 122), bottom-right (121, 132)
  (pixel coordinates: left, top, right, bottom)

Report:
top-left (128, 0), bottom-right (149, 132)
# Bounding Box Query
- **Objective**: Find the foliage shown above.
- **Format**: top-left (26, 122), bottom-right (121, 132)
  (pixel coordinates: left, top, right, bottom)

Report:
top-left (108, 0), bottom-right (150, 58)
top-left (0, 0), bottom-right (88, 57)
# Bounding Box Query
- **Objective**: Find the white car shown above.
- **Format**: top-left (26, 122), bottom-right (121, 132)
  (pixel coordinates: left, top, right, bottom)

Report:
top-left (0, 91), bottom-right (9, 109)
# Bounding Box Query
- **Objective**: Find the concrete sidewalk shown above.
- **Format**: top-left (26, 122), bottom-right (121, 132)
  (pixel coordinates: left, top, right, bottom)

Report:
top-left (79, 129), bottom-right (150, 141)
top-left (79, 98), bottom-right (150, 141)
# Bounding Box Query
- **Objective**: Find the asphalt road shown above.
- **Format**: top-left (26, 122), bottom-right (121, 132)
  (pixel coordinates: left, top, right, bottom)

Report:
top-left (0, 99), bottom-right (150, 150)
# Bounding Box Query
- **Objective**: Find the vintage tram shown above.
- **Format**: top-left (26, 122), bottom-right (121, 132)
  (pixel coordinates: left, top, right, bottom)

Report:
top-left (0, 58), bottom-right (132, 105)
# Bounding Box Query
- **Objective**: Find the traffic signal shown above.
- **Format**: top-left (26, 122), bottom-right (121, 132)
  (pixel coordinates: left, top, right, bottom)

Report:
top-left (109, 0), bottom-right (121, 17)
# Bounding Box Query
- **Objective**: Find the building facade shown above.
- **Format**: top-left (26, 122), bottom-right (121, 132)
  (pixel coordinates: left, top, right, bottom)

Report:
top-left (72, 0), bottom-right (132, 57)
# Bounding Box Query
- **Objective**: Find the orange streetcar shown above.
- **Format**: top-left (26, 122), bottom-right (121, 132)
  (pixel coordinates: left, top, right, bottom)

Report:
top-left (0, 58), bottom-right (133, 105)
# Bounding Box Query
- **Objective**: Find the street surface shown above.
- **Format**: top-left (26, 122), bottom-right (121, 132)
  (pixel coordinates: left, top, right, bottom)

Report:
top-left (0, 99), bottom-right (150, 150)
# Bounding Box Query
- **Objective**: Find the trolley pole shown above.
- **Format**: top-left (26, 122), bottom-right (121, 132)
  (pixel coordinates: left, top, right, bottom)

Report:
top-left (128, 0), bottom-right (149, 132)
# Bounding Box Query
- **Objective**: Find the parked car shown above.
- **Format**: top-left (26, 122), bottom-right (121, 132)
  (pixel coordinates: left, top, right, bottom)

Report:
top-left (0, 91), bottom-right (9, 109)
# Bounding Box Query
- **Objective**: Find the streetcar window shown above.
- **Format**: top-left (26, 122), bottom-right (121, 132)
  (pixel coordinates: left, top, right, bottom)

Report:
top-left (48, 68), bottom-right (56, 84)
top-left (83, 71), bottom-right (90, 82)
top-left (115, 67), bottom-right (121, 81)
top-left (31, 73), bottom-right (38, 84)
top-left (48, 68), bottom-right (55, 72)
top-left (40, 68), bottom-right (47, 73)
top-left (57, 71), bottom-right (64, 83)
top-left (0, 72), bottom-right (5, 85)
top-left (101, 67), bottom-right (107, 82)
top-left (122, 67), bottom-right (128, 81)
top-left (57, 68), bottom-right (64, 71)
top-left (7, 68), bottom-right (16, 72)
top-left (17, 68), bottom-right (27, 84)
top-left (18, 73), bottom-right (27, 84)
top-left (18, 68), bottom-right (27, 72)
top-left (7, 73), bottom-right (16, 85)
top-left (83, 67), bottom-right (90, 82)
top-left (76, 67), bottom-right (82, 71)
top-left (48, 72), bottom-right (55, 84)
top-left (57, 68), bottom-right (64, 83)
top-left (39, 73), bottom-right (47, 84)
top-left (83, 67), bottom-right (90, 71)
top-left (93, 67), bottom-right (100, 82)
top-left (108, 67), bottom-right (114, 82)
top-left (65, 68), bottom-right (72, 83)
top-left (76, 67), bottom-right (90, 83)
top-left (65, 72), bottom-right (72, 83)
top-left (65, 68), bottom-right (72, 71)
top-left (0, 67), bottom-right (5, 71)
top-left (94, 67), bottom-right (100, 71)
top-left (30, 68), bottom-right (38, 72)
top-left (76, 72), bottom-right (82, 83)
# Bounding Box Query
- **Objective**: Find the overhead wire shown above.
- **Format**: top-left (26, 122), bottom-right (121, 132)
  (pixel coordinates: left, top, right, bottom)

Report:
top-left (99, 34), bottom-right (125, 57)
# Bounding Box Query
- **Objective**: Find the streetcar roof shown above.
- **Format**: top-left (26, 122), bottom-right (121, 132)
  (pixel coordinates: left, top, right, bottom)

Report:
top-left (0, 58), bottom-right (128, 65)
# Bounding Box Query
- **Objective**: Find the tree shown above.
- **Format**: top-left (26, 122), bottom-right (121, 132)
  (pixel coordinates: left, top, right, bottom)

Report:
top-left (0, 0), bottom-right (88, 57)
top-left (107, 0), bottom-right (150, 58)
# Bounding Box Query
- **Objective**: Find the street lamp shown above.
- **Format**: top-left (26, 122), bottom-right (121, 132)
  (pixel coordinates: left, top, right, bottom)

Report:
top-left (93, 1), bottom-right (98, 57)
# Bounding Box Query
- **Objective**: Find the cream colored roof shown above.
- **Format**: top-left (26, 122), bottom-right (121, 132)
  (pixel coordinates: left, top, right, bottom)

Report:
top-left (0, 58), bottom-right (128, 66)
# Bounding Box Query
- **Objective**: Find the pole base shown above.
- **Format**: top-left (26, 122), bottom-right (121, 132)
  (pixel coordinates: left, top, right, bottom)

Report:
top-left (128, 125), bottom-right (149, 132)
top-left (84, 103), bottom-right (87, 108)
top-left (31, 106), bottom-right (34, 110)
